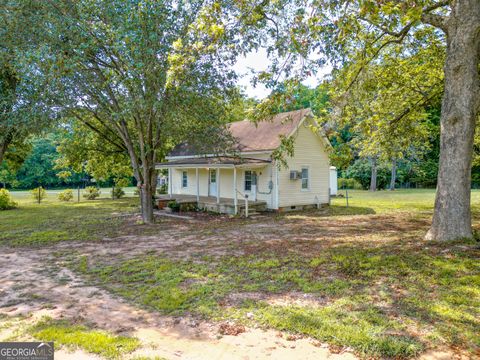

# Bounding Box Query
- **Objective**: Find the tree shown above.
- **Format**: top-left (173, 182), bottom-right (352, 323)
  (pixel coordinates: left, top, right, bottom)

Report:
top-left (343, 46), bottom-right (437, 191)
top-left (41, 0), bottom-right (239, 223)
top-left (0, 164), bottom-right (17, 189)
top-left (241, 0), bottom-right (479, 240)
top-left (224, 88), bottom-right (258, 122)
top-left (271, 83), bottom-right (330, 116)
top-left (0, 1), bottom-right (53, 165)
top-left (346, 158), bottom-right (391, 190)
top-left (15, 134), bottom-right (65, 189)
top-left (55, 118), bottom-right (133, 187)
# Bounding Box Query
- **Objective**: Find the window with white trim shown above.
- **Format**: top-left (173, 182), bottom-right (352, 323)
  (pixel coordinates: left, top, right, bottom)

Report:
top-left (301, 167), bottom-right (309, 190)
top-left (244, 170), bottom-right (252, 191)
top-left (182, 171), bottom-right (188, 188)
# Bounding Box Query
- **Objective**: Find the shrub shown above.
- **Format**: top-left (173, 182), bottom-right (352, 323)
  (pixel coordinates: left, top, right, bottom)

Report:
top-left (157, 183), bottom-right (168, 195)
top-left (180, 202), bottom-right (197, 212)
top-left (111, 187), bottom-right (125, 199)
top-left (83, 186), bottom-right (101, 200)
top-left (167, 200), bottom-right (180, 212)
top-left (338, 178), bottom-right (363, 190)
top-left (31, 187), bottom-right (47, 203)
top-left (0, 189), bottom-right (17, 210)
top-left (58, 189), bottom-right (74, 202)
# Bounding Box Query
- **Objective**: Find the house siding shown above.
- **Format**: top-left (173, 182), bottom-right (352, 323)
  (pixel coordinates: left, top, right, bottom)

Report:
top-left (169, 165), bottom-right (274, 208)
top-left (171, 168), bottom-right (209, 196)
top-left (165, 118), bottom-right (331, 211)
top-left (277, 120), bottom-right (330, 208)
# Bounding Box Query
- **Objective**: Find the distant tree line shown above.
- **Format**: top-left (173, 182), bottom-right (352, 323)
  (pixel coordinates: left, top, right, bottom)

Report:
top-left (0, 132), bottom-right (134, 190)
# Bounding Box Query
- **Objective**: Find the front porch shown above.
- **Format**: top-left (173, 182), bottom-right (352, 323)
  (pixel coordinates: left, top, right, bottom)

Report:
top-left (156, 156), bottom-right (273, 215)
top-left (156, 194), bottom-right (267, 215)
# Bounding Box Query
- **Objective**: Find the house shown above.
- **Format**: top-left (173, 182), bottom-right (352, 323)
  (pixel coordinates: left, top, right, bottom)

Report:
top-left (155, 108), bottom-right (334, 214)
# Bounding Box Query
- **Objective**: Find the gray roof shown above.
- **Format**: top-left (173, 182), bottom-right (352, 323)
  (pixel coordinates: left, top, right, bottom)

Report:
top-left (168, 108), bottom-right (312, 157)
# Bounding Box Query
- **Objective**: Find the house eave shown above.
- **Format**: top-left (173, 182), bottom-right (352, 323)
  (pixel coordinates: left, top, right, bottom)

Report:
top-left (156, 156), bottom-right (271, 170)
top-left (165, 150), bottom-right (274, 161)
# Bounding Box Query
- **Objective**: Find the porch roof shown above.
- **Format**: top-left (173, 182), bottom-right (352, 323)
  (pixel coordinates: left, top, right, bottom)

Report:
top-left (155, 156), bottom-right (270, 169)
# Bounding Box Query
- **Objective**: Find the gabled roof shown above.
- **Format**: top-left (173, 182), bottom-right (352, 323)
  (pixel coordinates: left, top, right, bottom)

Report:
top-left (168, 108), bottom-right (314, 158)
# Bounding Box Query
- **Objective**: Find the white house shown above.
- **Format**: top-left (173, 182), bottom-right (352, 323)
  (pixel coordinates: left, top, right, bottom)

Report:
top-left (156, 108), bottom-right (333, 214)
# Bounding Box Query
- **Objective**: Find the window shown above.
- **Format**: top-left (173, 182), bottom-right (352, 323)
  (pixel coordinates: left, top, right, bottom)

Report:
top-left (244, 171), bottom-right (257, 191)
top-left (210, 169), bottom-right (216, 183)
top-left (301, 167), bottom-right (309, 190)
top-left (182, 171), bottom-right (188, 188)
top-left (244, 171), bottom-right (252, 191)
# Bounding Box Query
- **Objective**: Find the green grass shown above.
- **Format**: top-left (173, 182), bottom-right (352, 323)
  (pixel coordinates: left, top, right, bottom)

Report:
top-left (0, 196), bottom-right (139, 246)
top-left (78, 239), bottom-right (479, 358)
top-left (8, 187), bottom-right (138, 204)
top-left (251, 302), bottom-right (423, 357)
top-left (29, 318), bottom-right (140, 359)
top-left (2, 188), bottom-right (480, 358)
top-left (331, 188), bottom-right (480, 214)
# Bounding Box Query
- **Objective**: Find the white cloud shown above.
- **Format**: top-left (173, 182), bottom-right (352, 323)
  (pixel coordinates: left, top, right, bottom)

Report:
top-left (233, 49), bottom-right (332, 99)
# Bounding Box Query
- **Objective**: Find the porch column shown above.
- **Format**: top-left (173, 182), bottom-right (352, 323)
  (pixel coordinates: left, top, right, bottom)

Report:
top-left (196, 167), bottom-right (199, 203)
top-left (216, 168), bottom-right (220, 204)
top-left (233, 167), bottom-right (238, 215)
top-left (168, 168), bottom-right (172, 199)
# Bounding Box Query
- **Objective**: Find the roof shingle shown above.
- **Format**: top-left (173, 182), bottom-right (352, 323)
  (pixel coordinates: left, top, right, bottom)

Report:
top-left (169, 108), bottom-right (312, 157)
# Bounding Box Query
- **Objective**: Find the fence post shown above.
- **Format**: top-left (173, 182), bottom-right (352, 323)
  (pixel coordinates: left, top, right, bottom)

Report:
top-left (77, 186), bottom-right (80, 203)
top-left (346, 189), bottom-right (349, 208)
top-left (245, 194), bottom-right (249, 218)
top-left (38, 186), bottom-right (41, 204)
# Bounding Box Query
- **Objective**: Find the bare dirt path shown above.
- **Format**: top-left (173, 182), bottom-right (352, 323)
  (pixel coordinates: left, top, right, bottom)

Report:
top-left (0, 246), bottom-right (357, 360)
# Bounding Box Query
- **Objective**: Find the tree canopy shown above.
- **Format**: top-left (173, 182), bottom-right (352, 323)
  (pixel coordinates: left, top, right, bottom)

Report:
top-left (238, 0), bottom-right (480, 241)
top-left (0, 1), bottom-right (55, 164)
top-left (34, 0), bottom-right (243, 222)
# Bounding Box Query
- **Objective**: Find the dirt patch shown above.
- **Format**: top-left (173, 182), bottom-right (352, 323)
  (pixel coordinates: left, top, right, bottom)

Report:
top-left (0, 211), bottom-right (472, 359)
top-left (0, 247), bottom-right (357, 360)
top-left (219, 322), bottom-right (246, 336)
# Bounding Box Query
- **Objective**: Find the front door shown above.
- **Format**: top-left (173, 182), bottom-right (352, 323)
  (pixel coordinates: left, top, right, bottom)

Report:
top-left (209, 169), bottom-right (217, 197)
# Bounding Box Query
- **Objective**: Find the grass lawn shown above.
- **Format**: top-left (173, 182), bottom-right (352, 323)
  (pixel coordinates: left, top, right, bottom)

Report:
top-left (30, 318), bottom-right (141, 359)
top-left (331, 188), bottom-right (480, 214)
top-left (0, 187), bottom-right (140, 246)
top-left (1, 188), bottom-right (479, 358)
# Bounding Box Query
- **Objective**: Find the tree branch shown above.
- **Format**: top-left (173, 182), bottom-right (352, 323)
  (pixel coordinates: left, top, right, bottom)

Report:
top-left (421, 12), bottom-right (448, 32)
top-left (422, 1), bottom-right (450, 32)
top-left (388, 86), bottom-right (443, 127)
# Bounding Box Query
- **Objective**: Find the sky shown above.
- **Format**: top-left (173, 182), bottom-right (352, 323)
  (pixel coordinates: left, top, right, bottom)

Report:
top-left (233, 48), bottom-right (332, 99)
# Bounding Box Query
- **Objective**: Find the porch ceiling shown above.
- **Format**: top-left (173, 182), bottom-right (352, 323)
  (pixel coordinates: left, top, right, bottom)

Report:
top-left (155, 156), bottom-right (270, 169)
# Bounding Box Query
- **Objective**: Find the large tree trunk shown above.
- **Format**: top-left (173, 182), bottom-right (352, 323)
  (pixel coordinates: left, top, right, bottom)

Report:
top-left (139, 153), bottom-right (157, 224)
top-left (426, 0), bottom-right (480, 241)
top-left (370, 157), bottom-right (377, 191)
top-left (141, 178), bottom-right (154, 223)
top-left (389, 159), bottom-right (396, 191)
top-left (124, 136), bottom-right (156, 224)
top-left (0, 129), bottom-right (15, 165)
top-left (0, 141), bottom-right (8, 165)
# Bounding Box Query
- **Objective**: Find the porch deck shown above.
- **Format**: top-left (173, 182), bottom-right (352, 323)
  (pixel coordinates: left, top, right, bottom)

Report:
top-left (156, 194), bottom-right (267, 215)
